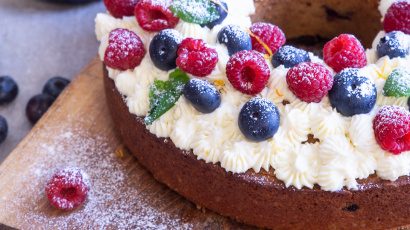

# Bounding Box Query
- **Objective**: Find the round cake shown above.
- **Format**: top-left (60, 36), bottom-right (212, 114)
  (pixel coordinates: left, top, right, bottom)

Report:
top-left (96, 0), bottom-right (410, 228)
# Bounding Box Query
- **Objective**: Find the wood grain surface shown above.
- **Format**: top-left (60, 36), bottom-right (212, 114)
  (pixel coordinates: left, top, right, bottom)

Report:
top-left (0, 58), bottom-right (252, 229)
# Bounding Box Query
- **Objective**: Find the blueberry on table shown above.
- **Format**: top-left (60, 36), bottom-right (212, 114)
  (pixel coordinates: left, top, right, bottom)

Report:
top-left (203, 1), bottom-right (228, 29)
top-left (238, 97), bottom-right (280, 142)
top-left (150, 29), bottom-right (182, 71)
top-left (0, 76), bottom-right (18, 105)
top-left (272, 45), bottom-right (311, 68)
top-left (26, 94), bottom-right (55, 125)
top-left (377, 31), bottom-right (410, 59)
top-left (183, 79), bottom-right (221, 113)
top-left (43, 76), bottom-right (70, 99)
top-left (0, 115), bottom-right (8, 144)
top-left (218, 25), bottom-right (252, 56)
top-left (329, 68), bottom-right (377, 117)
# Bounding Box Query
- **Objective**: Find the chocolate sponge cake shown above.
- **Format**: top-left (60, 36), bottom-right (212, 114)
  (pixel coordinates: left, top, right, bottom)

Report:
top-left (104, 68), bottom-right (410, 229)
top-left (97, 0), bottom-right (410, 228)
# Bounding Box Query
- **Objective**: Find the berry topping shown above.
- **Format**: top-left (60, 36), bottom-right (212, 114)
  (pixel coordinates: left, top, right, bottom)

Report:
top-left (249, 22), bottom-right (286, 55)
top-left (383, 1), bottom-right (410, 34)
top-left (26, 94), bottom-right (55, 124)
top-left (271, 45), bottom-right (311, 68)
top-left (46, 168), bottom-right (90, 211)
top-left (202, 1), bottom-right (228, 29)
top-left (238, 97), bottom-right (280, 142)
top-left (377, 31), bottom-right (410, 59)
top-left (0, 115), bottom-right (8, 145)
top-left (103, 0), bottom-right (138, 18)
top-left (286, 62), bottom-right (333, 103)
top-left (176, 38), bottom-right (218, 77)
top-left (149, 29), bottom-right (182, 71)
top-left (383, 68), bottom-right (410, 97)
top-left (323, 34), bottom-right (367, 73)
top-left (328, 68), bottom-right (377, 117)
top-left (104, 28), bottom-right (146, 71)
top-left (217, 25), bottom-right (252, 56)
top-left (373, 106), bottom-right (410, 154)
top-left (0, 76), bottom-right (18, 105)
top-left (43, 76), bottom-right (70, 99)
top-left (183, 79), bottom-right (221, 113)
top-left (135, 0), bottom-right (179, 32)
top-left (226, 50), bottom-right (270, 95)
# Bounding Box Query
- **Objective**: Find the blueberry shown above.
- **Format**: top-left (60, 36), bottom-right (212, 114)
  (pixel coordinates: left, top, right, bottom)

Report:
top-left (0, 76), bottom-right (18, 105)
top-left (238, 98), bottom-right (280, 142)
top-left (271, 45), bottom-right (311, 68)
top-left (150, 29), bottom-right (182, 71)
top-left (26, 94), bottom-right (55, 124)
top-left (217, 25), bottom-right (252, 56)
top-left (0, 115), bottom-right (8, 144)
top-left (42, 76), bottom-right (70, 99)
top-left (377, 31), bottom-right (410, 59)
top-left (329, 68), bottom-right (377, 117)
top-left (183, 79), bottom-right (221, 113)
top-left (203, 1), bottom-right (228, 29)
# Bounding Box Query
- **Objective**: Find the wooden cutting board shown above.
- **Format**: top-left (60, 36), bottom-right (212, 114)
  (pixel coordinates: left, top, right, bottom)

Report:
top-left (0, 58), bottom-right (252, 229)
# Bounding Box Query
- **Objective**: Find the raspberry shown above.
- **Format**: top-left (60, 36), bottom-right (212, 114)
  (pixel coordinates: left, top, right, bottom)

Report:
top-left (323, 34), bottom-right (367, 73)
top-left (286, 62), bottom-right (333, 103)
top-left (103, 0), bottom-right (138, 18)
top-left (45, 168), bottom-right (90, 211)
top-left (373, 106), bottom-right (410, 154)
top-left (176, 38), bottom-right (218, 77)
top-left (249, 22), bottom-right (286, 55)
top-left (383, 1), bottom-right (410, 34)
top-left (226, 50), bottom-right (270, 95)
top-left (135, 0), bottom-right (179, 32)
top-left (104, 28), bottom-right (146, 71)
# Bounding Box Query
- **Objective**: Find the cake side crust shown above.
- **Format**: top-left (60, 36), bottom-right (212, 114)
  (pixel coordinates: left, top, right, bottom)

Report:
top-left (104, 66), bottom-right (410, 229)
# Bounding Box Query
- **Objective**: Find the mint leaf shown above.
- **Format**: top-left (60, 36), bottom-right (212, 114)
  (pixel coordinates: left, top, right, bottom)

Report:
top-left (383, 68), bottom-right (410, 97)
top-left (170, 0), bottom-right (219, 25)
top-left (145, 69), bottom-right (190, 125)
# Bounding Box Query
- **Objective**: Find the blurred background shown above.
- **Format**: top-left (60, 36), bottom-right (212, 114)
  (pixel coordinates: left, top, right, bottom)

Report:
top-left (0, 0), bottom-right (105, 161)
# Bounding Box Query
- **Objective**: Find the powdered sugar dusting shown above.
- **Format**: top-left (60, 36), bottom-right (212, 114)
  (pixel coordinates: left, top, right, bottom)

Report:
top-left (2, 124), bottom-right (197, 229)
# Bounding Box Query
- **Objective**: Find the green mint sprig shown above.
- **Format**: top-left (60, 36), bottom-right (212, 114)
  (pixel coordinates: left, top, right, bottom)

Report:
top-left (170, 0), bottom-right (219, 25)
top-left (145, 69), bottom-right (190, 125)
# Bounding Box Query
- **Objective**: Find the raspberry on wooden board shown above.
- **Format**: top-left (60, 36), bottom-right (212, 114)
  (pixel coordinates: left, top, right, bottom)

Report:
top-left (45, 168), bottom-right (90, 211)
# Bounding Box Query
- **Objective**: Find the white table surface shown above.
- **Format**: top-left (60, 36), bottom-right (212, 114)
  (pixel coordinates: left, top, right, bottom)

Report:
top-left (0, 0), bottom-right (105, 161)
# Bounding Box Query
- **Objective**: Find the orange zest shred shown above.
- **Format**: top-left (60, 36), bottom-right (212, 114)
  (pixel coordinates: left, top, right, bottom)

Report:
top-left (275, 89), bottom-right (283, 97)
top-left (213, 79), bottom-right (225, 88)
top-left (115, 145), bottom-right (128, 158)
top-left (247, 29), bottom-right (273, 59)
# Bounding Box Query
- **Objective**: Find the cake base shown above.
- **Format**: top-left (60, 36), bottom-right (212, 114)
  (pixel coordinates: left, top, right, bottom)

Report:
top-left (104, 68), bottom-right (410, 229)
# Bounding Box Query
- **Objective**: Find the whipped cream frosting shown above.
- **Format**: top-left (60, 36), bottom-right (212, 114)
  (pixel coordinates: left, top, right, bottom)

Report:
top-left (96, 0), bottom-right (410, 191)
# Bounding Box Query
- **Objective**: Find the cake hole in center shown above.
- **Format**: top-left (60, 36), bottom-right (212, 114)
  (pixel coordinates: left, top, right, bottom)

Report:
top-left (251, 0), bottom-right (380, 50)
